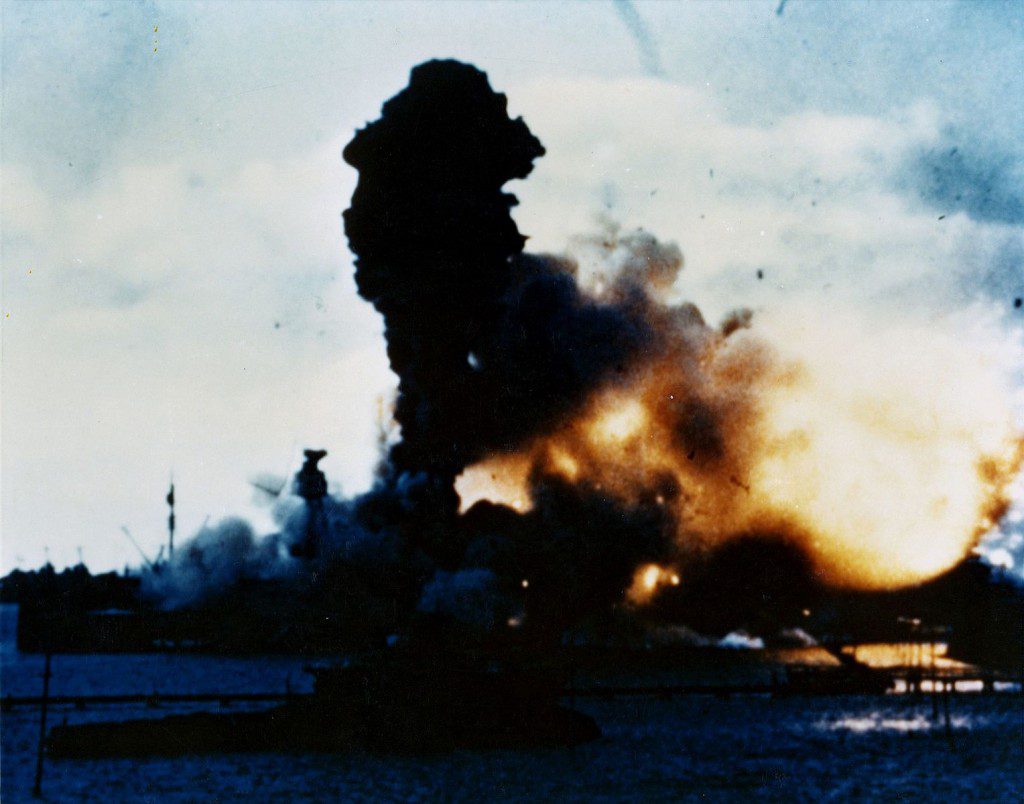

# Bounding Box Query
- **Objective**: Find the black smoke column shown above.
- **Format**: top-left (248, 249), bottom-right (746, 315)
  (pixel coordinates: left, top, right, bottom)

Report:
top-left (344, 60), bottom-right (545, 484)
top-left (343, 61), bottom-right (662, 632)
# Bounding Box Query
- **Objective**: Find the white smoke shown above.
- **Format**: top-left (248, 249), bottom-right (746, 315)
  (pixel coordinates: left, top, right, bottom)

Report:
top-left (140, 518), bottom-right (295, 610)
top-left (717, 630), bottom-right (765, 650)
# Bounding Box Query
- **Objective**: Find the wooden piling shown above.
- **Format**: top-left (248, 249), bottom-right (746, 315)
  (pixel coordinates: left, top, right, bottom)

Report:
top-left (32, 652), bottom-right (52, 798)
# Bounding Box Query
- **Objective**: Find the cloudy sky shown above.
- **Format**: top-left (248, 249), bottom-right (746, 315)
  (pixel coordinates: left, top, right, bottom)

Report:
top-left (2, 0), bottom-right (1022, 573)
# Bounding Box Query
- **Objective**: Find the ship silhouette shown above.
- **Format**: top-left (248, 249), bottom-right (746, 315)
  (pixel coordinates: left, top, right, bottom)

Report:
top-left (45, 647), bottom-right (600, 756)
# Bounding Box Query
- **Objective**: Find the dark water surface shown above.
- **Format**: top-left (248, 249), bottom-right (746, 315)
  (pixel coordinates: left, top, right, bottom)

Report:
top-left (3, 605), bottom-right (1022, 802)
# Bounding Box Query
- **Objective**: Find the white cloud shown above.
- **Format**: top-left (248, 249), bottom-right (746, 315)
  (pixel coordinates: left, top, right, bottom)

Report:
top-left (511, 77), bottom-right (1021, 324)
top-left (2, 135), bottom-right (393, 571)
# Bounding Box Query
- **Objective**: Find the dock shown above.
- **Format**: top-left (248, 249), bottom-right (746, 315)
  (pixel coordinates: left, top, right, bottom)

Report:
top-left (3, 668), bottom-right (1020, 712)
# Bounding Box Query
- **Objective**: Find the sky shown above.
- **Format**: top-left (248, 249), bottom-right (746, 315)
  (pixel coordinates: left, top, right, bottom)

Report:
top-left (2, 0), bottom-right (1022, 574)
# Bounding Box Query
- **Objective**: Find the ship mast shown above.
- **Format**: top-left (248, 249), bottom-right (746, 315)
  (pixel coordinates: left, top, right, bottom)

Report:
top-left (166, 476), bottom-right (175, 560)
top-left (291, 449), bottom-right (328, 559)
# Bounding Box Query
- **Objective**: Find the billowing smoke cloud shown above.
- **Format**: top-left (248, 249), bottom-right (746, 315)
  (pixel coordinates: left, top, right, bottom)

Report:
top-left (338, 60), bottom-right (679, 638)
top-left (344, 60), bottom-right (1019, 638)
top-left (141, 518), bottom-right (293, 610)
top-left (343, 60), bottom-right (648, 484)
top-left (145, 61), bottom-right (1022, 649)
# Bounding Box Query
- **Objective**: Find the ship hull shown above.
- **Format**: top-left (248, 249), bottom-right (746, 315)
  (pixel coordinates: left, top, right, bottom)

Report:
top-left (46, 697), bottom-right (600, 757)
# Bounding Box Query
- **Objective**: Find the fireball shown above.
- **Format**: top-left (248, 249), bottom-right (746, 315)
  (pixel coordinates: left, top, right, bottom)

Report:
top-left (457, 303), bottom-right (1022, 593)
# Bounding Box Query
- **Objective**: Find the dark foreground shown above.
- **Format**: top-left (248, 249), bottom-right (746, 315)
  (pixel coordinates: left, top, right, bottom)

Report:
top-left (4, 694), bottom-right (1023, 801)
top-left (3, 608), bottom-right (1022, 801)
top-left (44, 658), bottom-right (600, 757)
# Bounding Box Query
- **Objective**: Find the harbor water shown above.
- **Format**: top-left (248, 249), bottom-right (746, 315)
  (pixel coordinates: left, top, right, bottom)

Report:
top-left (2, 606), bottom-right (1022, 802)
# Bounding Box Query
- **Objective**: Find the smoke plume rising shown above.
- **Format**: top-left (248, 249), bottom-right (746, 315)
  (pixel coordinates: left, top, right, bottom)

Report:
top-left (340, 59), bottom-right (1020, 638)
top-left (150, 60), bottom-right (1022, 647)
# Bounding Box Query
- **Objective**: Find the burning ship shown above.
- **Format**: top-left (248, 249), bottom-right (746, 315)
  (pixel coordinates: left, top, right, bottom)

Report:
top-left (20, 58), bottom-right (1024, 755)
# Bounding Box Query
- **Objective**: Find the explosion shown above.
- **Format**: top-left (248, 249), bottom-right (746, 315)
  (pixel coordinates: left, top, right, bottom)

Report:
top-left (337, 58), bottom-right (1023, 641)
top-left (457, 237), bottom-right (1023, 592)
top-left (139, 60), bottom-right (1022, 648)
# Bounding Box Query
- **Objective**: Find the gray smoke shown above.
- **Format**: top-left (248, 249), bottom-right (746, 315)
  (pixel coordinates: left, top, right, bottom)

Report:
top-left (141, 518), bottom-right (294, 610)
top-left (417, 568), bottom-right (515, 632)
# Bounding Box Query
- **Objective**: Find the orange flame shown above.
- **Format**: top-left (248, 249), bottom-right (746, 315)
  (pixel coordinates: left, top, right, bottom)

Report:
top-left (627, 563), bottom-right (681, 603)
top-left (457, 304), bottom-right (1023, 593)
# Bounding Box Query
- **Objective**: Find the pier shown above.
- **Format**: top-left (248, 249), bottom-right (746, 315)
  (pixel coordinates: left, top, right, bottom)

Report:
top-left (3, 668), bottom-right (1020, 712)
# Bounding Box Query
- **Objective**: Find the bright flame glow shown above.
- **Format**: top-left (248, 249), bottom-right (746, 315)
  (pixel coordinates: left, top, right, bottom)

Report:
top-left (456, 454), bottom-right (536, 513)
top-left (455, 306), bottom-right (1023, 594)
top-left (628, 563), bottom-right (680, 602)
top-left (845, 643), bottom-right (973, 670)
top-left (588, 398), bottom-right (647, 444)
